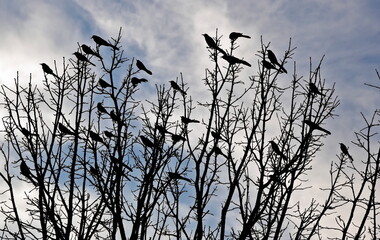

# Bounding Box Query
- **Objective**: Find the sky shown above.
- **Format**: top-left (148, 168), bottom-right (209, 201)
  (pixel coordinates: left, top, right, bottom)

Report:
top-left (0, 0), bottom-right (380, 237)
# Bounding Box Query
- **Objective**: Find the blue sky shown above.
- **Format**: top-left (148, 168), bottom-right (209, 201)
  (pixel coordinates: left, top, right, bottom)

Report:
top-left (0, 0), bottom-right (380, 236)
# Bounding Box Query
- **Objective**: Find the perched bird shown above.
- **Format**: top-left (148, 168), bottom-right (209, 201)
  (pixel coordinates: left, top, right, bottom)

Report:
top-left (269, 141), bottom-right (287, 160)
top-left (222, 55), bottom-right (251, 67)
top-left (81, 44), bottom-right (102, 59)
top-left (91, 35), bottom-right (119, 50)
top-left (89, 130), bottom-right (106, 144)
top-left (155, 124), bottom-right (170, 135)
top-left (97, 102), bottom-right (108, 114)
top-left (211, 131), bottom-right (222, 141)
top-left (20, 160), bottom-right (38, 186)
top-left (309, 82), bottom-right (325, 96)
top-left (73, 52), bottom-right (95, 66)
top-left (262, 60), bottom-right (277, 71)
top-left (89, 165), bottom-right (100, 177)
top-left (202, 33), bottom-right (227, 55)
top-left (104, 130), bottom-right (116, 138)
top-left (110, 156), bottom-right (133, 171)
top-left (340, 143), bottom-right (353, 161)
top-left (40, 63), bottom-right (58, 78)
top-left (136, 60), bottom-right (152, 75)
top-left (58, 123), bottom-right (76, 136)
top-left (181, 116), bottom-right (200, 124)
top-left (169, 81), bottom-right (187, 95)
top-left (21, 127), bottom-right (37, 137)
top-left (140, 136), bottom-right (155, 148)
top-left (213, 146), bottom-right (228, 158)
top-left (109, 110), bottom-right (123, 124)
top-left (171, 133), bottom-right (186, 144)
top-left (168, 172), bottom-right (191, 183)
top-left (131, 77), bottom-right (148, 87)
top-left (98, 78), bottom-right (116, 89)
top-left (229, 32), bottom-right (251, 41)
top-left (304, 120), bottom-right (331, 135)
top-left (267, 50), bottom-right (287, 73)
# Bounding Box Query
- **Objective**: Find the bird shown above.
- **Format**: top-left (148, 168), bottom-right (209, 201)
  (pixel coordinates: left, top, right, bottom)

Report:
top-left (131, 77), bottom-right (148, 87)
top-left (340, 143), bottom-right (353, 161)
top-left (21, 127), bottom-right (37, 137)
top-left (89, 130), bottom-right (106, 144)
top-left (309, 82), bottom-right (325, 96)
top-left (89, 165), bottom-right (100, 177)
top-left (104, 130), bottom-right (116, 138)
top-left (110, 156), bottom-right (133, 171)
top-left (181, 116), bottom-right (200, 124)
top-left (140, 136), bottom-right (155, 148)
top-left (97, 102), bottom-right (108, 114)
top-left (81, 44), bottom-right (102, 59)
top-left (91, 35), bottom-right (119, 50)
top-left (229, 32), bottom-right (251, 41)
top-left (20, 159), bottom-right (38, 186)
top-left (109, 110), bottom-right (122, 123)
top-left (304, 120), bottom-right (331, 135)
top-left (222, 55), bottom-right (251, 67)
top-left (58, 123), bottom-right (76, 136)
top-left (171, 134), bottom-right (186, 144)
top-left (269, 141), bottom-right (287, 160)
top-left (168, 172), bottom-right (191, 183)
top-left (98, 78), bottom-right (116, 89)
top-left (155, 124), bottom-right (170, 135)
top-left (213, 146), bottom-right (228, 158)
top-left (73, 52), bottom-right (95, 66)
top-left (211, 131), bottom-right (223, 141)
top-left (40, 63), bottom-right (58, 78)
top-left (262, 60), bottom-right (278, 71)
top-left (169, 81), bottom-right (187, 95)
top-left (136, 60), bottom-right (152, 75)
top-left (267, 50), bottom-right (287, 73)
top-left (202, 33), bottom-right (227, 55)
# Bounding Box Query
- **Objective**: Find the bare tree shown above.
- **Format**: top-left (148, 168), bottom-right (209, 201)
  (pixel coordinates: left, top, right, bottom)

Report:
top-left (0, 29), bottom-right (378, 240)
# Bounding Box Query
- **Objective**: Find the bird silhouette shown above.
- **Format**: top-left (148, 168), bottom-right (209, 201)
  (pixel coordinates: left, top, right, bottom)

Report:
top-left (97, 102), bottom-right (108, 114)
top-left (169, 81), bottom-right (187, 95)
top-left (309, 82), bottom-right (325, 96)
top-left (89, 165), bottom-right (100, 177)
top-left (136, 60), bottom-right (152, 75)
top-left (267, 50), bottom-right (287, 73)
top-left (181, 116), bottom-right (200, 124)
top-left (168, 172), bottom-right (191, 183)
top-left (104, 130), bottom-right (116, 138)
top-left (269, 141), bottom-right (287, 160)
top-left (140, 136), bottom-right (159, 150)
top-left (229, 32), bottom-right (251, 41)
top-left (21, 127), bottom-right (37, 137)
top-left (98, 78), bottom-right (116, 89)
top-left (211, 131), bottom-right (223, 141)
top-left (110, 156), bottom-right (133, 171)
top-left (340, 143), bottom-right (353, 161)
top-left (73, 52), bottom-right (95, 66)
top-left (304, 120), bottom-right (331, 135)
top-left (131, 77), bottom-right (148, 87)
top-left (91, 35), bottom-right (119, 50)
top-left (58, 123), bottom-right (76, 136)
top-left (81, 44), bottom-right (102, 59)
top-left (89, 130), bottom-right (106, 144)
top-left (213, 146), bottom-right (228, 158)
top-left (40, 63), bottom-right (58, 78)
top-left (171, 133), bottom-right (186, 144)
top-left (109, 110), bottom-right (122, 123)
top-left (20, 159), bottom-right (38, 186)
top-left (222, 55), bottom-right (251, 67)
top-left (262, 60), bottom-right (277, 71)
top-left (202, 33), bottom-right (227, 55)
top-left (155, 124), bottom-right (170, 135)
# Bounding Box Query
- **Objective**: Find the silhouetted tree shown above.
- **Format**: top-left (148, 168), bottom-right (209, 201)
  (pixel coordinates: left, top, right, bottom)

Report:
top-left (0, 28), bottom-right (378, 240)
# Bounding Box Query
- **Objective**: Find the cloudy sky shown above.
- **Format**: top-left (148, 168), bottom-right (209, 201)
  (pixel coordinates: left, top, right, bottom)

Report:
top-left (0, 0), bottom-right (379, 235)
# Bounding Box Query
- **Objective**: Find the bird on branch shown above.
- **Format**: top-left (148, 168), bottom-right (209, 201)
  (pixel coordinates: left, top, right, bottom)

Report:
top-left (229, 32), bottom-right (251, 41)
top-left (304, 120), bottom-right (331, 135)
top-left (169, 81), bottom-right (187, 95)
top-left (89, 130), bottom-right (107, 146)
top-left (340, 143), bottom-right (353, 161)
top-left (91, 35), bottom-right (119, 50)
top-left (140, 136), bottom-right (158, 149)
top-left (168, 172), bottom-right (191, 183)
top-left (171, 133), bottom-right (186, 144)
top-left (40, 63), bottom-right (58, 78)
top-left (136, 60), bottom-right (152, 75)
top-left (202, 33), bottom-right (227, 55)
top-left (269, 140), bottom-right (287, 160)
top-left (73, 52), bottom-right (95, 66)
top-left (21, 127), bottom-right (37, 137)
top-left (267, 49), bottom-right (287, 73)
top-left (262, 60), bottom-right (277, 71)
top-left (131, 77), bottom-right (148, 87)
top-left (104, 130), bottom-right (116, 139)
top-left (81, 44), bottom-right (102, 59)
top-left (181, 116), bottom-right (200, 124)
top-left (97, 102), bottom-right (108, 115)
top-left (98, 78), bottom-right (116, 89)
top-left (222, 54), bottom-right (251, 67)
top-left (309, 82), bottom-right (326, 96)
top-left (20, 159), bottom-right (38, 186)
top-left (58, 123), bottom-right (76, 136)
